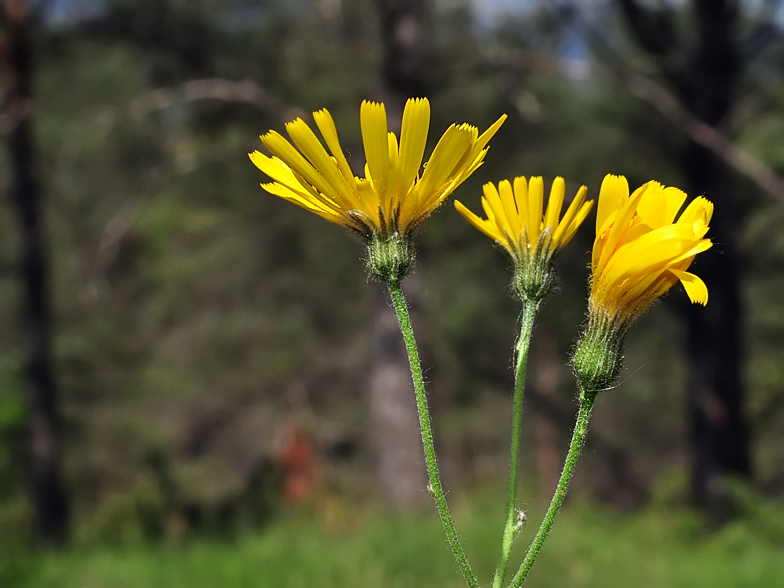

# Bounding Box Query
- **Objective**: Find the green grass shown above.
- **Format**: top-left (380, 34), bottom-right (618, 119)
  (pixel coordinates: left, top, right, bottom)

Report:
top-left (3, 488), bottom-right (784, 588)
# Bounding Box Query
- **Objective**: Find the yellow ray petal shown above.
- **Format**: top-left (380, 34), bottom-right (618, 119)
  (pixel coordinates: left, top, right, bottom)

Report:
top-left (360, 101), bottom-right (390, 194)
top-left (260, 182), bottom-right (343, 223)
top-left (249, 151), bottom-right (302, 189)
top-left (468, 114), bottom-right (507, 161)
top-left (445, 124), bottom-right (479, 180)
top-left (597, 181), bottom-right (649, 270)
top-left (678, 196), bottom-right (714, 225)
top-left (482, 182), bottom-right (510, 234)
top-left (250, 152), bottom-right (337, 211)
top-left (667, 238), bottom-right (713, 267)
top-left (260, 130), bottom-right (340, 201)
top-left (460, 147), bottom-right (489, 179)
top-left (286, 166), bottom-right (348, 214)
top-left (498, 180), bottom-right (522, 238)
top-left (662, 187), bottom-right (687, 224)
top-left (285, 118), bottom-right (352, 202)
top-left (669, 269), bottom-right (709, 305)
top-left (312, 108), bottom-right (357, 192)
top-left (513, 176), bottom-right (530, 237)
top-left (417, 124), bottom-right (474, 199)
top-left (455, 200), bottom-right (507, 248)
top-left (602, 223), bottom-right (703, 280)
top-left (386, 132), bottom-right (401, 210)
top-left (552, 185), bottom-right (588, 246)
top-left (387, 131), bottom-right (399, 165)
top-left (635, 181), bottom-right (668, 228)
top-left (527, 176), bottom-right (544, 242)
top-left (544, 177), bottom-right (565, 233)
top-left (596, 174), bottom-right (628, 234)
top-left (398, 97), bottom-right (430, 191)
top-left (559, 200), bottom-right (594, 247)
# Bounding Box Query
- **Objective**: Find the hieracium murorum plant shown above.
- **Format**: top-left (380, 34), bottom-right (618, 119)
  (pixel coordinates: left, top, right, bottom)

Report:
top-left (250, 98), bottom-right (712, 588)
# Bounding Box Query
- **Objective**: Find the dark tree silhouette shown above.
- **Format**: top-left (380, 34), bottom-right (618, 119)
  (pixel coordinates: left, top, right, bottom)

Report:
top-left (379, 0), bottom-right (428, 105)
top-left (4, 0), bottom-right (68, 544)
top-left (617, 0), bottom-right (751, 511)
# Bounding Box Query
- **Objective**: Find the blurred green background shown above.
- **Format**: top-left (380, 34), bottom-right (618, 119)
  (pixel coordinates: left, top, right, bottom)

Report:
top-left (1, 0), bottom-right (784, 586)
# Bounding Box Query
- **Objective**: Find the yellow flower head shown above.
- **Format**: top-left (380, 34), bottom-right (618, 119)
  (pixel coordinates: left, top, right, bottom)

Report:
top-left (455, 176), bottom-right (593, 259)
top-left (454, 176), bottom-right (594, 301)
top-left (572, 174), bottom-right (713, 394)
top-left (590, 174), bottom-right (713, 325)
top-left (249, 98), bottom-right (507, 240)
top-left (572, 175), bottom-right (713, 395)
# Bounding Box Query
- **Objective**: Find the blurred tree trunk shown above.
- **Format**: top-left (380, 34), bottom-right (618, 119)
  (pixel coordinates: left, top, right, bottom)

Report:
top-left (5, 0), bottom-right (69, 544)
top-left (368, 286), bottom-right (426, 506)
top-left (367, 0), bottom-right (429, 507)
top-left (618, 0), bottom-right (751, 512)
top-left (530, 327), bottom-right (563, 499)
top-left (379, 0), bottom-right (427, 107)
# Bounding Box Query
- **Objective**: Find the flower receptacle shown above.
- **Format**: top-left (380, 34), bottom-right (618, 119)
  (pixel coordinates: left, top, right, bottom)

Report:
top-left (368, 231), bottom-right (415, 283)
top-left (512, 230), bottom-right (555, 303)
top-left (512, 253), bottom-right (553, 303)
top-left (571, 313), bottom-right (626, 395)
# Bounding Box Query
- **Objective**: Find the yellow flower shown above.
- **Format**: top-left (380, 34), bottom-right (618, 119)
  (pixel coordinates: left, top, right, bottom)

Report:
top-left (455, 176), bottom-right (593, 259)
top-left (454, 176), bottom-right (593, 301)
top-left (572, 174), bottom-right (713, 393)
top-left (249, 98), bottom-right (506, 240)
top-left (590, 174), bottom-right (713, 325)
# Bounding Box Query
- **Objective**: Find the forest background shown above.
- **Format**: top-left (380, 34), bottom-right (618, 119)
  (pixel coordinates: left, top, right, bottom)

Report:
top-left (1, 0), bottom-right (784, 586)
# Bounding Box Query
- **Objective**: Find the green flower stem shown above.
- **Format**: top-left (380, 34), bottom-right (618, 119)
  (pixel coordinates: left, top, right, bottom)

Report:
top-left (492, 300), bottom-right (540, 588)
top-left (507, 388), bottom-right (597, 588)
top-left (387, 279), bottom-right (481, 588)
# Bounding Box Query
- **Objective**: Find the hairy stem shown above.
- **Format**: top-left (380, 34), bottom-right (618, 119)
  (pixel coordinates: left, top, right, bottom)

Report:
top-left (508, 389), bottom-right (597, 588)
top-left (492, 300), bottom-right (540, 588)
top-left (387, 280), bottom-right (481, 588)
